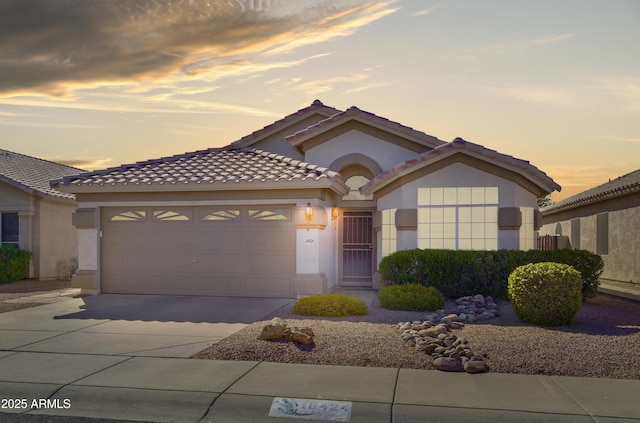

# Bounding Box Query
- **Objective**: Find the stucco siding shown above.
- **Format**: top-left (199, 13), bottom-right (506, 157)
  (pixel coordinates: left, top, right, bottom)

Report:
top-left (579, 215), bottom-right (597, 253)
top-left (37, 199), bottom-right (78, 279)
top-left (249, 114), bottom-right (329, 160)
top-left (376, 162), bottom-right (538, 210)
top-left (0, 182), bottom-right (30, 208)
top-left (376, 162), bottom-right (539, 251)
top-left (318, 207), bottom-right (338, 290)
top-left (608, 207), bottom-right (640, 283)
top-left (305, 129), bottom-right (418, 172)
top-left (540, 206), bottom-right (640, 284)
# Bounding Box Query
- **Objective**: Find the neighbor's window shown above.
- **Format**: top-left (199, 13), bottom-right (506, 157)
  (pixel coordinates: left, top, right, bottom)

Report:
top-left (418, 187), bottom-right (498, 250)
top-left (381, 209), bottom-right (397, 257)
top-left (1, 213), bottom-right (19, 246)
top-left (596, 212), bottom-right (609, 255)
top-left (519, 207), bottom-right (535, 250)
top-left (571, 218), bottom-right (581, 249)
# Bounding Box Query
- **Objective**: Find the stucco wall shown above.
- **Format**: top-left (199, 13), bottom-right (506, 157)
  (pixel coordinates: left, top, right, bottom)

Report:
top-left (376, 162), bottom-right (539, 257)
top-left (249, 114), bottom-right (331, 161)
top-left (540, 206), bottom-right (640, 284)
top-left (36, 199), bottom-right (79, 279)
top-left (608, 207), bottom-right (640, 283)
top-left (0, 183), bottom-right (35, 277)
top-left (305, 129), bottom-right (419, 172)
top-left (318, 207), bottom-right (339, 289)
top-left (0, 182), bottom-right (29, 208)
top-left (1, 183), bottom-right (78, 279)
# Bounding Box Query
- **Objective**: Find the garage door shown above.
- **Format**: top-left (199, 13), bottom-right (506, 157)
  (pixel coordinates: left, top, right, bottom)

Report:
top-left (101, 206), bottom-right (296, 297)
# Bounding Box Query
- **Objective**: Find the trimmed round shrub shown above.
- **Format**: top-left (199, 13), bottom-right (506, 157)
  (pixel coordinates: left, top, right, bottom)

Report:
top-left (379, 284), bottom-right (445, 311)
top-left (293, 294), bottom-right (368, 317)
top-left (508, 262), bottom-right (582, 326)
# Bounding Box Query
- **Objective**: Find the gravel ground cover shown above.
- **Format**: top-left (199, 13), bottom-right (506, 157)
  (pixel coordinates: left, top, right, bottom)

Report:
top-left (194, 294), bottom-right (640, 380)
top-left (0, 279), bottom-right (74, 313)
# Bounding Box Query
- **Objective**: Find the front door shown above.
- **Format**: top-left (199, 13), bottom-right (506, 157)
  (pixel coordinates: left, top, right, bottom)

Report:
top-left (341, 211), bottom-right (373, 287)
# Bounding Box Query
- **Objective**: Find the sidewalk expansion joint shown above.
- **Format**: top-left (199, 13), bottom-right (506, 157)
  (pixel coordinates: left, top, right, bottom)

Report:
top-left (550, 376), bottom-right (598, 422)
top-left (198, 360), bottom-right (262, 422)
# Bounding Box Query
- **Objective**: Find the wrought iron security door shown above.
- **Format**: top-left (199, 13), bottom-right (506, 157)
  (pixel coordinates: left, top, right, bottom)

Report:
top-left (341, 211), bottom-right (373, 286)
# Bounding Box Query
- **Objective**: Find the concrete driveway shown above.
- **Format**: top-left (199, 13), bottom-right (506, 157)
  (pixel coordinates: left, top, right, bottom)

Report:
top-left (0, 294), bottom-right (294, 357)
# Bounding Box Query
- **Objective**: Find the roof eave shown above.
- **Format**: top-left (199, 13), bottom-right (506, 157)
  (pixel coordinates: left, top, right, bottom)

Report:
top-left (361, 147), bottom-right (560, 197)
top-left (286, 112), bottom-right (446, 151)
top-left (54, 179), bottom-right (348, 195)
top-left (2, 174), bottom-right (75, 200)
top-left (541, 182), bottom-right (640, 215)
top-left (230, 102), bottom-right (341, 149)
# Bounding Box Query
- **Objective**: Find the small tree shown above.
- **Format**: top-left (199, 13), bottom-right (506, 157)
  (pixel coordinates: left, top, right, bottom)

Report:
top-left (537, 196), bottom-right (552, 208)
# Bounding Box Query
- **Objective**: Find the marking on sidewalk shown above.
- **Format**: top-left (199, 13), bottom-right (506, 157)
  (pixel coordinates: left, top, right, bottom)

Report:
top-left (269, 397), bottom-right (352, 421)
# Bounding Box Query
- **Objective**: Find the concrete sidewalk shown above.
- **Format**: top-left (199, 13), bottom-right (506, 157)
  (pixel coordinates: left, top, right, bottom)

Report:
top-left (0, 356), bottom-right (639, 422)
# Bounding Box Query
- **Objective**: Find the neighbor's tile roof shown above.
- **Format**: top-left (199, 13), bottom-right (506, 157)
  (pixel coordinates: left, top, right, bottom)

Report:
top-left (361, 137), bottom-right (561, 196)
top-left (0, 148), bottom-right (84, 200)
top-left (51, 147), bottom-right (346, 190)
top-left (541, 169), bottom-right (640, 215)
top-left (286, 106), bottom-right (447, 149)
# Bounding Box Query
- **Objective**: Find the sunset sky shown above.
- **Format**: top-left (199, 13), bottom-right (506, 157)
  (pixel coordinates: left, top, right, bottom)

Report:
top-left (1, 0), bottom-right (638, 201)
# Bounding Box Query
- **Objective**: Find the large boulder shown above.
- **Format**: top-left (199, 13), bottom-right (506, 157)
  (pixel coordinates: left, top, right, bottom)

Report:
top-left (257, 317), bottom-right (288, 340)
top-left (290, 326), bottom-right (315, 345)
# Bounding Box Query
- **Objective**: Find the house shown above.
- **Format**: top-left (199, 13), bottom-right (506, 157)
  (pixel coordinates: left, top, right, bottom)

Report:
top-left (51, 101), bottom-right (560, 297)
top-left (0, 149), bottom-right (83, 279)
top-left (539, 169), bottom-right (640, 287)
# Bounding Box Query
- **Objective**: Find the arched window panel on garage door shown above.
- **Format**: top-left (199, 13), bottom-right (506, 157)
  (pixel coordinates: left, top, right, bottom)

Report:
top-left (107, 210), bottom-right (147, 222)
top-left (152, 209), bottom-right (192, 221)
top-left (248, 208), bottom-right (290, 221)
top-left (199, 209), bottom-right (241, 221)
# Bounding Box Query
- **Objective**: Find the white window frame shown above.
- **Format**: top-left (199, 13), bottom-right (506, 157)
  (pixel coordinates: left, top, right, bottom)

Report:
top-left (418, 187), bottom-right (499, 251)
top-left (381, 208), bottom-right (397, 257)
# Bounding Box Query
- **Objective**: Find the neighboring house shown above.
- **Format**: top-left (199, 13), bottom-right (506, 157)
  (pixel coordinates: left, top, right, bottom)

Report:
top-left (539, 169), bottom-right (640, 286)
top-left (51, 101), bottom-right (560, 297)
top-left (0, 149), bottom-right (84, 279)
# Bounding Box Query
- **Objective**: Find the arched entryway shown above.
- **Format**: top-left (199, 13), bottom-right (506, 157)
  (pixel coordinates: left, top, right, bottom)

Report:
top-left (330, 155), bottom-right (381, 288)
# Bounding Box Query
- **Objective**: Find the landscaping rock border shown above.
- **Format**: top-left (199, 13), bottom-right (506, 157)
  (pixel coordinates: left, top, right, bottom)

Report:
top-left (396, 294), bottom-right (498, 373)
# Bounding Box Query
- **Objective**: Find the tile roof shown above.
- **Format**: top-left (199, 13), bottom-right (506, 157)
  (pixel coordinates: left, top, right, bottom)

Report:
top-left (541, 169), bottom-right (640, 215)
top-left (0, 148), bottom-right (84, 200)
top-left (51, 147), bottom-right (348, 193)
top-left (361, 137), bottom-right (561, 196)
top-left (286, 105), bottom-right (447, 149)
top-left (229, 100), bottom-right (342, 149)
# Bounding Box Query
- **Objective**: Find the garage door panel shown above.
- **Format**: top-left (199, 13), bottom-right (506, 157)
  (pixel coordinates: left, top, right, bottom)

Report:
top-left (247, 228), bottom-right (292, 250)
top-left (147, 230), bottom-right (183, 246)
top-left (101, 206), bottom-right (295, 297)
top-left (196, 253), bottom-right (246, 273)
top-left (105, 229), bottom-right (150, 248)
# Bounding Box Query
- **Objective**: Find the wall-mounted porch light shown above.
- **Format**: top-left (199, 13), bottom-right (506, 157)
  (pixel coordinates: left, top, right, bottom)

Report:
top-left (331, 206), bottom-right (338, 230)
top-left (305, 202), bottom-right (313, 231)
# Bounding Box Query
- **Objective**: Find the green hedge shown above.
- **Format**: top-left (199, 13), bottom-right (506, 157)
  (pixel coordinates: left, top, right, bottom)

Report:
top-left (0, 245), bottom-right (31, 284)
top-left (379, 249), bottom-right (603, 301)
